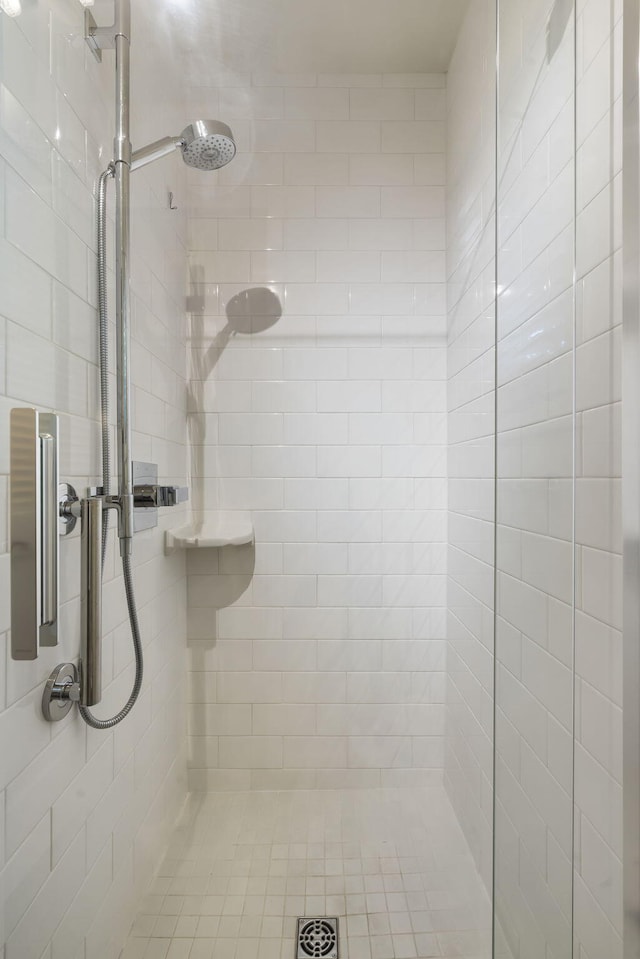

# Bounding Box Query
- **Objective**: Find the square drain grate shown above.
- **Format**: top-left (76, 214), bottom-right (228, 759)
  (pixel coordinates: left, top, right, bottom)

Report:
top-left (296, 917), bottom-right (339, 959)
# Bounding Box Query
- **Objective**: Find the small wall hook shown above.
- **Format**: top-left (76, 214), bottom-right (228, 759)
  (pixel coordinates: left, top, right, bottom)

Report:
top-left (168, 191), bottom-right (178, 211)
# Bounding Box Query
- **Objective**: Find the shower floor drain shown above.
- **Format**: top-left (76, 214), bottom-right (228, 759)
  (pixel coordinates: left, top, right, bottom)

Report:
top-left (296, 917), bottom-right (339, 959)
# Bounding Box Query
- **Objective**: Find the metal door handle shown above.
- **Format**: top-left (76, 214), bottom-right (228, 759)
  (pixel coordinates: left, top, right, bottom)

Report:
top-left (40, 431), bottom-right (57, 630)
top-left (10, 408), bottom-right (60, 659)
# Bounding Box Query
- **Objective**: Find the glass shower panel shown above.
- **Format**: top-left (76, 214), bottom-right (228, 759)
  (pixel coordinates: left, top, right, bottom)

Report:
top-left (573, 0), bottom-right (623, 954)
top-left (445, 0), bottom-right (497, 911)
top-left (494, 0), bottom-right (576, 956)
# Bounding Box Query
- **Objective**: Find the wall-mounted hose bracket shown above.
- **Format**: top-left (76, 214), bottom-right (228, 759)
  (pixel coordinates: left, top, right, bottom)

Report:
top-left (84, 8), bottom-right (115, 63)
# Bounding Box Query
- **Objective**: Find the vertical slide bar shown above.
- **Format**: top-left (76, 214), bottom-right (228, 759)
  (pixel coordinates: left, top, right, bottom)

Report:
top-left (114, 1), bottom-right (134, 555)
top-left (80, 496), bottom-right (103, 707)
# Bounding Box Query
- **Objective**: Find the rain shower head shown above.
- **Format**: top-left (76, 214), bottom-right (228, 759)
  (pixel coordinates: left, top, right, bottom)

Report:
top-left (180, 120), bottom-right (236, 170)
top-left (130, 120), bottom-right (236, 173)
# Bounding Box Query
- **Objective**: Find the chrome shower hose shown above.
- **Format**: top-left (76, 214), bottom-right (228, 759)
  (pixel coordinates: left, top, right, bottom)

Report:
top-left (78, 164), bottom-right (144, 730)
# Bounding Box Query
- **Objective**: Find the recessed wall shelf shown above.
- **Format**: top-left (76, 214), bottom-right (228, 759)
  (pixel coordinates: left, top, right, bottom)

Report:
top-left (165, 512), bottom-right (254, 551)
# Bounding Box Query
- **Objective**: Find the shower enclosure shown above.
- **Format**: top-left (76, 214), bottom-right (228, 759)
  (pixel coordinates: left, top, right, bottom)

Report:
top-left (0, 0), bottom-right (634, 957)
top-left (495, 0), bottom-right (623, 956)
top-left (494, 0), bottom-right (579, 951)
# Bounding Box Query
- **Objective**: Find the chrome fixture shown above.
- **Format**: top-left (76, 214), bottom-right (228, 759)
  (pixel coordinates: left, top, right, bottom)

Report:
top-left (42, 474), bottom-right (188, 723)
top-left (131, 460), bottom-right (161, 533)
top-left (133, 484), bottom-right (189, 509)
top-left (40, 0), bottom-right (236, 727)
top-left (80, 496), bottom-right (103, 707)
top-left (296, 918), bottom-right (339, 959)
top-left (10, 409), bottom-right (62, 660)
top-left (39, 0), bottom-right (229, 727)
top-left (131, 120), bottom-right (236, 172)
top-left (42, 664), bottom-right (79, 723)
top-left (80, 0), bottom-right (136, 555)
top-left (42, 493), bottom-right (104, 718)
top-left (14, 2), bottom-right (229, 722)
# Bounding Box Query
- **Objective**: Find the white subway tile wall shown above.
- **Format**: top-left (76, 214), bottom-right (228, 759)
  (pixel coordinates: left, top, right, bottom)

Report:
top-left (0, 3), bottom-right (626, 958)
top-left (185, 72), bottom-right (448, 790)
top-left (494, 0), bottom-right (577, 954)
top-left (0, 4), bottom-right (189, 959)
top-left (444, 0), bottom-right (496, 897)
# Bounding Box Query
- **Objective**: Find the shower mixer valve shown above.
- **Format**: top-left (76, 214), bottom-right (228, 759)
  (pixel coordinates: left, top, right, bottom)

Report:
top-left (86, 483), bottom-right (188, 509)
top-left (132, 484), bottom-right (189, 509)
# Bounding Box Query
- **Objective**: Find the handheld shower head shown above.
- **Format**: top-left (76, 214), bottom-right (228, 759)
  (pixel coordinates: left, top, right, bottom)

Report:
top-left (180, 120), bottom-right (236, 171)
top-left (130, 119), bottom-right (236, 173)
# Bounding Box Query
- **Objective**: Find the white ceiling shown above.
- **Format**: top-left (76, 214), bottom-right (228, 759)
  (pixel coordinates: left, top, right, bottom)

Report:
top-left (172, 0), bottom-right (470, 79)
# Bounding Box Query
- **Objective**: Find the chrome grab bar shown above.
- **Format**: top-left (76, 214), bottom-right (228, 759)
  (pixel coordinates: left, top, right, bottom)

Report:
top-left (41, 479), bottom-right (189, 721)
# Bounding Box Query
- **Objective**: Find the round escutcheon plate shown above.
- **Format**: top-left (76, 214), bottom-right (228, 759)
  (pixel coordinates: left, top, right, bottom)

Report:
top-left (42, 663), bottom-right (78, 722)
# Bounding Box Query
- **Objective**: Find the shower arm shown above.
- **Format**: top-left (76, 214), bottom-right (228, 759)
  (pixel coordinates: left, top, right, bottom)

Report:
top-left (131, 136), bottom-right (184, 172)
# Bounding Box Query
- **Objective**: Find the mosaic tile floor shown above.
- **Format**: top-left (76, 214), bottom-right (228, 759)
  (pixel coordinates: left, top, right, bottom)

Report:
top-left (122, 788), bottom-right (491, 959)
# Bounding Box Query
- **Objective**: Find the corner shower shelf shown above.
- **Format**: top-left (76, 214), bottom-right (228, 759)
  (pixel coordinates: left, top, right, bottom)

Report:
top-left (165, 512), bottom-right (254, 551)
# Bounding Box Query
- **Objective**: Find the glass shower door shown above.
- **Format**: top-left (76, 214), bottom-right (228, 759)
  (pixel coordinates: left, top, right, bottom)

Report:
top-left (573, 0), bottom-right (623, 953)
top-left (494, 0), bottom-right (576, 956)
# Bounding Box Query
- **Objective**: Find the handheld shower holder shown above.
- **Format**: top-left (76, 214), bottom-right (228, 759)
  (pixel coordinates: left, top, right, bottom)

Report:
top-left (84, 6), bottom-right (129, 63)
